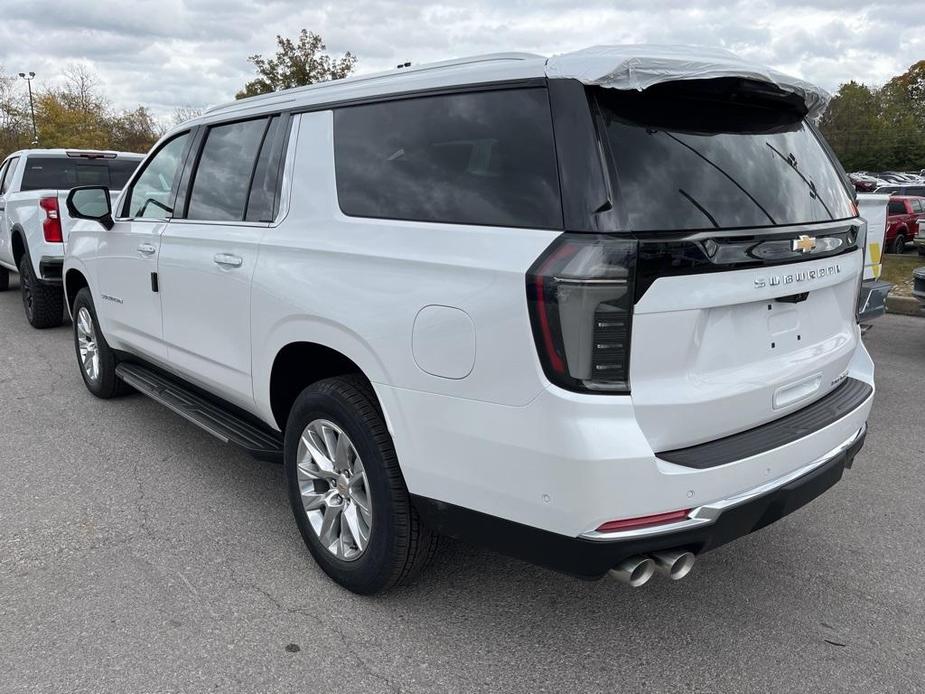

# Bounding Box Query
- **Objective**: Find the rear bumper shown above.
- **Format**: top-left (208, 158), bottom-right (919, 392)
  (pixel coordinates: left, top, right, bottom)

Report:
top-left (414, 426), bottom-right (866, 579)
top-left (38, 257), bottom-right (63, 284)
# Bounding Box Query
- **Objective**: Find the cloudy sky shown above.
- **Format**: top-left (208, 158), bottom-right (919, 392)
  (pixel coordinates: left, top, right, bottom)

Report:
top-left (0, 0), bottom-right (920, 118)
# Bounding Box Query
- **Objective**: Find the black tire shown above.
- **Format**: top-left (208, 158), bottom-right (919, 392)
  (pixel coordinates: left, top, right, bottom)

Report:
top-left (0, 266), bottom-right (9, 291)
top-left (19, 254), bottom-right (63, 328)
top-left (892, 233), bottom-right (907, 255)
top-left (918, 247), bottom-right (925, 257)
top-left (72, 287), bottom-right (128, 399)
top-left (285, 375), bottom-right (438, 594)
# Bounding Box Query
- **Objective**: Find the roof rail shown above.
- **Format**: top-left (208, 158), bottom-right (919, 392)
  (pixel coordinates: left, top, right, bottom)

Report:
top-left (205, 52), bottom-right (545, 115)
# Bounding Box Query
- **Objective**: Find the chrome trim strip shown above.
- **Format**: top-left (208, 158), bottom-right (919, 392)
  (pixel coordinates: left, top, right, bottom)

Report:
top-left (580, 424), bottom-right (866, 542)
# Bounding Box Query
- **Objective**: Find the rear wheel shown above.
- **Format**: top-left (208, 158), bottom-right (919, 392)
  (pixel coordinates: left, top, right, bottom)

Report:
top-left (72, 288), bottom-right (128, 399)
top-left (0, 266), bottom-right (8, 291)
top-left (285, 375), bottom-right (438, 594)
top-left (891, 233), bottom-right (907, 255)
top-left (19, 255), bottom-right (63, 328)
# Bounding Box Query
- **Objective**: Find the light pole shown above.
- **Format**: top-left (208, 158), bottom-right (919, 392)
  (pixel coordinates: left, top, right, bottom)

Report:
top-left (18, 71), bottom-right (37, 146)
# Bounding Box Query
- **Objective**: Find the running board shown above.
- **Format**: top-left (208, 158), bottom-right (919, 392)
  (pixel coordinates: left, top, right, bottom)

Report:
top-left (115, 363), bottom-right (283, 462)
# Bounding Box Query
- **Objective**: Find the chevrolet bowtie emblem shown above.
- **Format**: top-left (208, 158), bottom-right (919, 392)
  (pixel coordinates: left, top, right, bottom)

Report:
top-left (792, 235), bottom-right (817, 253)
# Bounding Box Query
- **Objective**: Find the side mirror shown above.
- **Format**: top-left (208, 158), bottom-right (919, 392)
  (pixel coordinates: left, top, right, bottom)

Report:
top-left (66, 185), bottom-right (114, 230)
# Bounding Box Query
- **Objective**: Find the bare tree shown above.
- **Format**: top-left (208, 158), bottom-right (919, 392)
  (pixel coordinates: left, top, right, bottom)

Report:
top-left (173, 106), bottom-right (203, 125)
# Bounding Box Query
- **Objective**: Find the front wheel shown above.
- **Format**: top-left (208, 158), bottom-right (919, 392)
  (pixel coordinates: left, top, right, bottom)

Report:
top-left (72, 288), bottom-right (128, 399)
top-left (19, 255), bottom-right (63, 328)
top-left (284, 375), bottom-right (438, 594)
top-left (892, 233), bottom-right (907, 255)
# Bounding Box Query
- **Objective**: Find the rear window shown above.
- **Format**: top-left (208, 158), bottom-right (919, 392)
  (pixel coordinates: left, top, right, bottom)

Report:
top-left (21, 157), bottom-right (140, 192)
top-left (334, 88), bottom-right (563, 229)
top-left (594, 81), bottom-right (856, 231)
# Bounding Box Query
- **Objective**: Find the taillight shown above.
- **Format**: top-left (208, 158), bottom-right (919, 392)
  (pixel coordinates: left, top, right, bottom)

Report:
top-left (526, 234), bottom-right (637, 394)
top-left (40, 196), bottom-right (62, 243)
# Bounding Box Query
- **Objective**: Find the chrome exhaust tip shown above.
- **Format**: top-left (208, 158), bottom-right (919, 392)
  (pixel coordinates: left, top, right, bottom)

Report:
top-left (650, 550), bottom-right (696, 580)
top-left (608, 556), bottom-right (656, 588)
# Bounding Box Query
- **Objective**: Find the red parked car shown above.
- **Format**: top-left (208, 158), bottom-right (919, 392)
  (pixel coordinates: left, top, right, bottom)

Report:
top-left (885, 196), bottom-right (925, 254)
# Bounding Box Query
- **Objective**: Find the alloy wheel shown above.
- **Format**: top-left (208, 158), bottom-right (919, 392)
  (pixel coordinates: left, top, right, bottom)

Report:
top-left (76, 307), bottom-right (100, 383)
top-left (296, 419), bottom-right (373, 561)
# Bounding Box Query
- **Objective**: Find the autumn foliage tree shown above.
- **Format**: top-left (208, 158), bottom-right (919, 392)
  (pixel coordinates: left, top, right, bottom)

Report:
top-left (236, 29), bottom-right (357, 99)
top-left (0, 64), bottom-right (162, 161)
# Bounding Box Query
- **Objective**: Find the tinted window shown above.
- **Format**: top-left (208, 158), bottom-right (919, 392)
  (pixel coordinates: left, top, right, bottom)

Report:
top-left (245, 116), bottom-right (282, 222)
top-left (908, 187), bottom-right (925, 197)
top-left (187, 118), bottom-right (268, 221)
top-left (888, 200), bottom-right (906, 215)
top-left (21, 157), bottom-right (140, 191)
top-left (334, 89), bottom-right (562, 229)
top-left (0, 157), bottom-right (18, 194)
top-left (595, 82), bottom-right (856, 231)
top-left (0, 160), bottom-right (10, 194)
top-left (127, 133), bottom-right (190, 219)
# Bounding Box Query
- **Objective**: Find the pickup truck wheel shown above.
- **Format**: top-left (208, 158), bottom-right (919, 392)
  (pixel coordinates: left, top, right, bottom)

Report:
top-left (891, 233), bottom-right (907, 255)
top-left (18, 255), bottom-right (63, 328)
top-left (0, 266), bottom-right (8, 291)
top-left (284, 375), bottom-right (439, 594)
top-left (72, 288), bottom-right (128, 399)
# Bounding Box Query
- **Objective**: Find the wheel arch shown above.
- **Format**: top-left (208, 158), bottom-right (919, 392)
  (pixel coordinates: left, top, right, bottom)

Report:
top-left (10, 225), bottom-right (26, 267)
top-left (64, 268), bottom-right (90, 313)
top-left (267, 340), bottom-right (388, 433)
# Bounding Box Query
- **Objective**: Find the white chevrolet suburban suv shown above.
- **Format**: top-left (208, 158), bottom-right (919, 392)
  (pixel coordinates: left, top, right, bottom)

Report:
top-left (63, 47), bottom-right (875, 594)
top-left (0, 149), bottom-right (143, 327)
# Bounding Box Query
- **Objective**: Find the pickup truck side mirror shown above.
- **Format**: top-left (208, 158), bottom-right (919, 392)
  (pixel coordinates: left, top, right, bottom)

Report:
top-left (66, 185), bottom-right (114, 231)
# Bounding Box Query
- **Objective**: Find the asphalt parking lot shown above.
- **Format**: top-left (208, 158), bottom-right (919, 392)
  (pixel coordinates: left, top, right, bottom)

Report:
top-left (0, 279), bottom-right (923, 694)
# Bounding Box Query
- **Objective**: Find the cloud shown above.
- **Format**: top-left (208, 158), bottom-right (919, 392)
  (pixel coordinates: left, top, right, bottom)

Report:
top-left (0, 0), bottom-right (920, 119)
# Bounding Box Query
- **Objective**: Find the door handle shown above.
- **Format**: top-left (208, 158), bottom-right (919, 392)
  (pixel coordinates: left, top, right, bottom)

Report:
top-left (137, 243), bottom-right (156, 256)
top-left (213, 253), bottom-right (243, 268)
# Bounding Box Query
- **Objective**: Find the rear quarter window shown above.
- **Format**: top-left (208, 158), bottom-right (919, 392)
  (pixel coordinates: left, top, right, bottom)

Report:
top-left (333, 88), bottom-right (563, 229)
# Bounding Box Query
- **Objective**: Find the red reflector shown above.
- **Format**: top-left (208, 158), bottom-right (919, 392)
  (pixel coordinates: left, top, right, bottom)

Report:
top-left (40, 196), bottom-right (62, 243)
top-left (596, 509), bottom-right (690, 533)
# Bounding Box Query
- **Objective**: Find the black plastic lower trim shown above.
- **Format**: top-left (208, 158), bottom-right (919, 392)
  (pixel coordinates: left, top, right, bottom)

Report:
top-left (412, 429), bottom-right (865, 580)
top-left (657, 377), bottom-right (872, 469)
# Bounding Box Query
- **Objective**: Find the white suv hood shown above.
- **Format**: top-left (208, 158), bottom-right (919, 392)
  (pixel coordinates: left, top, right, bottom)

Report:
top-left (545, 45), bottom-right (829, 118)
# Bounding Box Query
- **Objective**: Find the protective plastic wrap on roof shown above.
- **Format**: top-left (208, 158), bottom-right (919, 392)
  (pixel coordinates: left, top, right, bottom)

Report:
top-left (545, 45), bottom-right (829, 119)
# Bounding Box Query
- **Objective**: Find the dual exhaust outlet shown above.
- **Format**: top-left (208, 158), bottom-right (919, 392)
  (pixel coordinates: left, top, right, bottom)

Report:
top-left (608, 550), bottom-right (696, 587)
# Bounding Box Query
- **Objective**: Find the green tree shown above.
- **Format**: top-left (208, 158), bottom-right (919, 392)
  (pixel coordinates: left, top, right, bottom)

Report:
top-left (235, 29), bottom-right (357, 99)
top-left (819, 81), bottom-right (883, 171)
top-left (108, 106), bottom-right (161, 153)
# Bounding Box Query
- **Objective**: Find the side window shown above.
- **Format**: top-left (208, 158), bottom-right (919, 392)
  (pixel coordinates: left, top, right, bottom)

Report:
top-left (126, 133), bottom-right (191, 219)
top-left (186, 118), bottom-right (268, 221)
top-left (0, 160), bottom-right (9, 195)
top-left (914, 200), bottom-right (923, 213)
top-left (888, 200), bottom-right (905, 215)
top-left (333, 88), bottom-right (563, 229)
top-left (245, 116), bottom-right (282, 222)
top-left (0, 157), bottom-right (19, 195)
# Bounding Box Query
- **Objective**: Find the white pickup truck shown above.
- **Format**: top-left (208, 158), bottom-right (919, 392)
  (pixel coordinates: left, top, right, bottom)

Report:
top-left (0, 149), bottom-right (143, 327)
